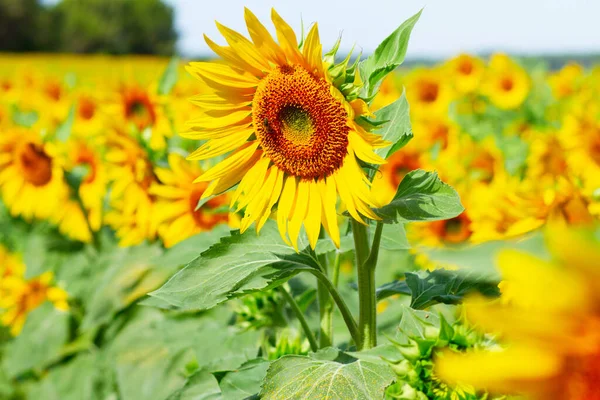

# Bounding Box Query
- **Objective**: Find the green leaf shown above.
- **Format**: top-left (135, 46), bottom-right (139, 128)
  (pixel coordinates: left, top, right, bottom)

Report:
top-left (11, 104), bottom-right (38, 127)
top-left (372, 170), bottom-right (464, 224)
top-left (260, 354), bottom-right (396, 400)
top-left (359, 9), bottom-right (422, 98)
top-left (405, 269), bottom-right (500, 310)
top-left (219, 358), bottom-right (270, 399)
top-left (149, 223), bottom-right (320, 311)
top-left (26, 353), bottom-right (116, 400)
top-left (194, 322), bottom-right (260, 373)
top-left (346, 344), bottom-right (404, 365)
top-left (158, 57), bottom-right (180, 95)
top-left (2, 303), bottom-right (69, 377)
top-left (380, 223), bottom-right (410, 250)
top-left (373, 91), bottom-right (413, 159)
top-left (375, 280), bottom-right (411, 301)
top-left (166, 370), bottom-right (221, 400)
top-left (55, 105), bottom-right (75, 142)
top-left (109, 309), bottom-right (203, 400)
top-left (396, 305), bottom-right (439, 341)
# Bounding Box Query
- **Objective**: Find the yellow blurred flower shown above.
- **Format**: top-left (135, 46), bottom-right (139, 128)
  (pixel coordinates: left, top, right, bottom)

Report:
top-left (0, 246), bottom-right (68, 336)
top-left (435, 226), bottom-right (600, 399)
top-left (0, 129), bottom-right (68, 222)
top-left (445, 54), bottom-right (485, 94)
top-left (482, 54), bottom-right (530, 110)
top-left (105, 131), bottom-right (157, 246)
top-left (548, 63), bottom-right (584, 100)
top-left (150, 154), bottom-right (233, 248)
top-left (406, 68), bottom-right (454, 119)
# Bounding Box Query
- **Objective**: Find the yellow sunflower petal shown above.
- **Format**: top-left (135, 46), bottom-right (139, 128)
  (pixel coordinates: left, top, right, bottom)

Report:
top-left (288, 179), bottom-right (309, 251)
top-left (244, 8), bottom-right (287, 65)
top-left (196, 142), bottom-right (260, 182)
top-left (305, 181), bottom-right (322, 249)
top-left (271, 8), bottom-right (303, 64)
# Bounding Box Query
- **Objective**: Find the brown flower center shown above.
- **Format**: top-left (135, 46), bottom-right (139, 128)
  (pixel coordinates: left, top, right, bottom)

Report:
top-left (252, 65), bottom-right (349, 179)
top-left (17, 142), bottom-right (53, 187)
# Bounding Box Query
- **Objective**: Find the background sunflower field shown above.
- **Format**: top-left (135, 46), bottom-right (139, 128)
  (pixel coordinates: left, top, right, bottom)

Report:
top-left (1, 0), bottom-right (600, 399)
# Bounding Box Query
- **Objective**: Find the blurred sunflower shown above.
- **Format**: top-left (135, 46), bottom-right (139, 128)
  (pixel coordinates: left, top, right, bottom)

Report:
top-left (409, 211), bottom-right (473, 247)
top-left (548, 63), bottom-right (584, 100)
top-left (150, 154), bottom-right (233, 248)
top-left (435, 226), bottom-right (600, 399)
top-left (445, 54), bottom-right (485, 94)
top-left (183, 8), bottom-right (388, 249)
top-left (104, 131), bottom-right (157, 246)
top-left (108, 85), bottom-right (173, 150)
top-left (0, 129), bottom-right (67, 222)
top-left (405, 68), bottom-right (454, 119)
top-left (0, 246), bottom-right (68, 336)
top-left (482, 54), bottom-right (530, 110)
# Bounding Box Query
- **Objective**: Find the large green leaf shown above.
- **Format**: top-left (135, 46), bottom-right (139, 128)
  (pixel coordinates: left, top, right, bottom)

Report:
top-left (359, 9), bottom-right (422, 98)
top-left (375, 280), bottom-right (411, 301)
top-left (380, 224), bottom-right (410, 250)
top-left (166, 370), bottom-right (221, 400)
top-left (109, 309), bottom-right (201, 400)
top-left (405, 269), bottom-right (500, 310)
top-left (396, 305), bottom-right (439, 341)
top-left (194, 322), bottom-right (260, 373)
top-left (372, 170), bottom-right (464, 224)
top-left (2, 303), bottom-right (69, 378)
top-left (373, 92), bottom-right (412, 159)
top-left (149, 224), bottom-right (320, 311)
top-left (26, 353), bottom-right (116, 400)
top-left (260, 353), bottom-right (396, 399)
top-left (158, 57), bottom-right (180, 95)
top-left (219, 358), bottom-right (270, 399)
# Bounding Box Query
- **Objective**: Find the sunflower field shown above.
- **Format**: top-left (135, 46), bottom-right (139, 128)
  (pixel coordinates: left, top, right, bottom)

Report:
top-left (1, 8), bottom-right (600, 400)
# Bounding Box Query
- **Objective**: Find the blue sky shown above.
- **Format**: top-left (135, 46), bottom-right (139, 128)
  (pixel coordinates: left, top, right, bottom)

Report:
top-left (165, 0), bottom-right (600, 58)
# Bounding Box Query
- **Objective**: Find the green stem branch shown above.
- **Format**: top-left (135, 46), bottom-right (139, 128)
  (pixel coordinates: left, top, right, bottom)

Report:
top-left (279, 285), bottom-right (318, 352)
top-left (305, 268), bottom-right (360, 346)
top-left (352, 219), bottom-right (382, 350)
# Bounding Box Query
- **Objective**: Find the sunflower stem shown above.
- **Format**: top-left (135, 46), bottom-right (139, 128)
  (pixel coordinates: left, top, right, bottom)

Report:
top-left (305, 268), bottom-right (360, 346)
top-left (352, 219), bottom-right (380, 351)
top-left (279, 285), bottom-right (318, 352)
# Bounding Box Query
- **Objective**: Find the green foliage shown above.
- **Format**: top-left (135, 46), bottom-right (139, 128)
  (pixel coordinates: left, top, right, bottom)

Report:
top-left (158, 57), bottom-right (180, 95)
top-left (380, 224), bottom-right (411, 250)
top-left (149, 224), bottom-right (322, 311)
top-left (373, 91), bottom-right (413, 159)
top-left (10, 104), bottom-right (39, 128)
top-left (405, 269), bottom-right (500, 310)
top-left (384, 307), bottom-right (492, 400)
top-left (1, 0), bottom-right (178, 54)
top-left (260, 348), bottom-right (396, 399)
top-left (373, 170), bottom-right (464, 224)
top-left (359, 9), bottom-right (422, 98)
top-left (2, 303), bottom-right (69, 378)
top-left (54, 105), bottom-right (75, 143)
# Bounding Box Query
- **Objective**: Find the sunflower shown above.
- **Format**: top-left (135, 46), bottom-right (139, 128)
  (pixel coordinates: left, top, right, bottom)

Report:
top-left (409, 211), bottom-right (473, 247)
top-left (0, 129), bottom-right (67, 222)
top-left (104, 131), bottom-right (157, 246)
top-left (445, 54), bottom-right (485, 95)
top-left (107, 85), bottom-right (173, 150)
top-left (183, 8), bottom-right (388, 249)
top-left (405, 68), bottom-right (454, 119)
top-left (150, 153), bottom-right (233, 248)
top-left (435, 226), bottom-right (600, 399)
top-left (482, 54), bottom-right (530, 110)
top-left (548, 63), bottom-right (584, 100)
top-left (0, 246), bottom-right (68, 336)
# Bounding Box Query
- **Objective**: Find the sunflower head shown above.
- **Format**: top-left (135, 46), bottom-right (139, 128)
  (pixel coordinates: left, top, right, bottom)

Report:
top-left (184, 8), bottom-right (389, 249)
top-left (482, 54), bottom-right (530, 110)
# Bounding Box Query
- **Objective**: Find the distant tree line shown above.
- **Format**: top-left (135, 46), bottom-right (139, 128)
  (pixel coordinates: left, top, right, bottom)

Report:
top-left (0, 0), bottom-right (177, 55)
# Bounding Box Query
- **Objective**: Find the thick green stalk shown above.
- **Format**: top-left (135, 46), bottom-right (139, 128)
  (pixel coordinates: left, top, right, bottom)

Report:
top-left (352, 219), bottom-right (382, 350)
top-left (317, 280), bottom-right (333, 348)
top-left (279, 286), bottom-right (318, 352)
top-left (305, 268), bottom-right (360, 345)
